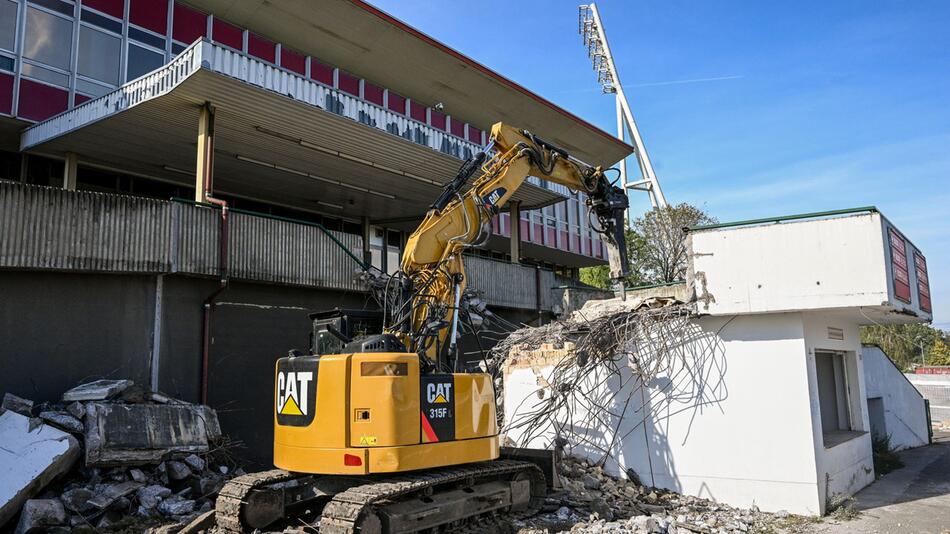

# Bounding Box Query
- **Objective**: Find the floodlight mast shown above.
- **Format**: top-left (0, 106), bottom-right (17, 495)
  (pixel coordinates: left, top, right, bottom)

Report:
top-left (579, 3), bottom-right (667, 212)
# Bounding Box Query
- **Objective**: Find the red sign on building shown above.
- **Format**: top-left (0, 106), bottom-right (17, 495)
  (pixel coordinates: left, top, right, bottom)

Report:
top-left (914, 251), bottom-right (931, 312)
top-left (888, 228), bottom-right (911, 303)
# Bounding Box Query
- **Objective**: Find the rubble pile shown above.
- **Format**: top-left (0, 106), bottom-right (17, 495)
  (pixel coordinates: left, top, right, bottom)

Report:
top-left (0, 380), bottom-right (237, 534)
top-left (512, 456), bottom-right (796, 534)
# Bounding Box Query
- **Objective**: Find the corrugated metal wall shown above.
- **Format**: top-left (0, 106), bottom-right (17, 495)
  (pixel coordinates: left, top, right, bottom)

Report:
top-left (0, 182), bottom-right (172, 272)
top-left (1, 184), bottom-right (557, 308)
top-left (464, 255), bottom-right (555, 311)
top-left (0, 184), bottom-right (364, 292)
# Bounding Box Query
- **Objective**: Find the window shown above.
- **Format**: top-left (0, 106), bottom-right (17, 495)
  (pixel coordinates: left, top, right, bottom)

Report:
top-left (24, 6), bottom-right (73, 70)
top-left (76, 77), bottom-right (112, 97)
top-left (22, 62), bottom-right (69, 86)
top-left (78, 26), bottom-right (121, 85)
top-left (815, 351), bottom-right (857, 447)
top-left (127, 43), bottom-right (164, 81)
top-left (0, 1), bottom-right (18, 52)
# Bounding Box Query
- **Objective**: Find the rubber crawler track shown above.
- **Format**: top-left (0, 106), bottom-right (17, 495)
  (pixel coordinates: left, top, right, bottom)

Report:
top-left (319, 459), bottom-right (545, 534)
top-left (214, 460), bottom-right (544, 533)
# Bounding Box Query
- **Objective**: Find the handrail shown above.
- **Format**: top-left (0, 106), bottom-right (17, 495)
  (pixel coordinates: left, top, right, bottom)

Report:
top-left (688, 206), bottom-right (878, 232)
top-left (170, 197), bottom-right (367, 270)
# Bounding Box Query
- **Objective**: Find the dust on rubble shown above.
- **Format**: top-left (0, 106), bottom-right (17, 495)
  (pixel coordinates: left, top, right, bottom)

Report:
top-left (1, 381), bottom-right (244, 534)
top-left (507, 456), bottom-right (821, 534)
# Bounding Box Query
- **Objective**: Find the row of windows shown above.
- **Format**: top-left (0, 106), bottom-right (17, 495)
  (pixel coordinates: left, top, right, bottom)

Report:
top-left (0, 0), bottom-right (484, 145)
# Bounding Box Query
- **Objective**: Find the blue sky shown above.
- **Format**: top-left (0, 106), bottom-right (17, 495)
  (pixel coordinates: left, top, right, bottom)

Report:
top-left (370, 0), bottom-right (950, 328)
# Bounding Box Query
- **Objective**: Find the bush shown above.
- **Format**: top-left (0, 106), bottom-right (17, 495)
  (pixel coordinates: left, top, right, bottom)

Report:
top-left (872, 434), bottom-right (904, 477)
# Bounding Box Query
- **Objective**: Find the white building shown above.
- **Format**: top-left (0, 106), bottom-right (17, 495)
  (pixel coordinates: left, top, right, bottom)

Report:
top-left (503, 208), bottom-right (933, 515)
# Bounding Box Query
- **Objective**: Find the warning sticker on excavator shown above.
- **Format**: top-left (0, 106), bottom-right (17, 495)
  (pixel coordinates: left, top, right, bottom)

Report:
top-left (359, 436), bottom-right (378, 446)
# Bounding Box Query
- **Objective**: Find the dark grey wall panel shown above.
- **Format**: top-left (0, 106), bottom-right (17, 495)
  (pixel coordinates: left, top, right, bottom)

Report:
top-left (0, 272), bottom-right (154, 402)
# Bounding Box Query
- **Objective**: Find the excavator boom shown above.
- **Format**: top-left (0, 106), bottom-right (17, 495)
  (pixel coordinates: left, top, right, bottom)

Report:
top-left (394, 122), bottom-right (630, 363)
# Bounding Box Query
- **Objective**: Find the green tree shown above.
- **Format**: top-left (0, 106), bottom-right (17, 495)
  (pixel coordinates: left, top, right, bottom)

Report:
top-left (861, 323), bottom-right (944, 370)
top-left (579, 203), bottom-right (716, 289)
top-left (928, 338), bottom-right (950, 366)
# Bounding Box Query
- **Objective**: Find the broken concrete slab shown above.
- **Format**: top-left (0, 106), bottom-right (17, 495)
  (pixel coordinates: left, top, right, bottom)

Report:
top-left (164, 460), bottom-right (192, 481)
top-left (158, 497), bottom-right (195, 516)
top-left (65, 402), bottom-right (85, 420)
top-left (88, 481), bottom-right (143, 510)
top-left (61, 487), bottom-right (96, 514)
top-left (13, 499), bottom-right (66, 534)
top-left (2, 393), bottom-right (34, 417)
top-left (38, 411), bottom-right (84, 434)
top-left (183, 454), bottom-right (205, 473)
top-left (0, 411), bottom-right (80, 527)
top-left (84, 403), bottom-right (220, 466)
top-left (62, 379), bottom-right (133, 402)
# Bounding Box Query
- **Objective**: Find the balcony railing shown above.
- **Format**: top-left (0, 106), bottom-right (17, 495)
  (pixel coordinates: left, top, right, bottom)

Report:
top-left (0, 183), bottom-right (557, 310)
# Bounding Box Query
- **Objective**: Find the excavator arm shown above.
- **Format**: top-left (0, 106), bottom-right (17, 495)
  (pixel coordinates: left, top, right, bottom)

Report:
top-left (390, 122), bottom-right (629, 365)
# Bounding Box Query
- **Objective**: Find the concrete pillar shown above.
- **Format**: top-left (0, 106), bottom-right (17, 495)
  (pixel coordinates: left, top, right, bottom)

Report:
top-left (361, 216), bottom-right (372, 267)
top-left (195, 103), bottom-right (215, 203)
top-left (19, 153), bottom-right (29, 182)
top-left (509, 201), bottom-right (521, 264)
top-left (62, 152), bottom-right (78, 190)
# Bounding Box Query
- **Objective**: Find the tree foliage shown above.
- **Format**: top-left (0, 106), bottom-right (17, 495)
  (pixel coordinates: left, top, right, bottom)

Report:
top-left (861, 323), bottom-right (949, 370)
top-left (579, 203), bottom-right (716, 289)
top-left (929, 338), bottom-right (950, 366)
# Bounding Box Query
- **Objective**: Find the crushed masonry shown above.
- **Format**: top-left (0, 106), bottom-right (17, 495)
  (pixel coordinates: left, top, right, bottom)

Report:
top-left (0, 379), bottom-right (237, 533)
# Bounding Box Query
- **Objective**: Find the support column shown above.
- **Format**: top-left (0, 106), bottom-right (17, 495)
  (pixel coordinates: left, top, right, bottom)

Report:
top-left (361, 216), bottom-right (372, 268)
top-left (195, 103), bottom-right (215, 203)
top-left (509, 201), bottom-right (521, 264)
top-left (62, 152), bottom-right (78, 190)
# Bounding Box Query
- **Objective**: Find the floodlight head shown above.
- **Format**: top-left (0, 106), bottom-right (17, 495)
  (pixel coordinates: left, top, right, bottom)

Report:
top-left (578, 4), bottom-right (616, 94)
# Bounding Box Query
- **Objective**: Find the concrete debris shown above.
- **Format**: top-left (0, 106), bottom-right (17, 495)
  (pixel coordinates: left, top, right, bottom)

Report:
top-left (0, 411), bottom-right (80, 527)
top-left (512, 456), bottom-right (797, 534)
top-left (2, 393), bottom-right (34, 417)
top-left (165, 460), bottom-right (193, 481)
top-left (84, 402), bottom-right (221, 466)
top-left (158, 497), bottom-right (196, 516)
top-left (88, 480), bottom-right (143, 509)
top-left (184, 454), bottom-right (207, 473)
top-left (62, 379), bottom-right (133, 402)
top-left (138, 485), bottom-right (173, 510)
top-left (60, 487), bottom-right (95, 513)
top-left (38, 411), bottom-right (84, 434)
top-left (13, 499), bottom-right (66, 534)
top-left (0, 379), bottom-right (237, 532)
top-left (66, 401), bottom-right (86, 420)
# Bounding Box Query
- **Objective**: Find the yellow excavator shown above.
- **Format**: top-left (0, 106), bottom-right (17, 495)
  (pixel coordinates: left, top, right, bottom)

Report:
top-left (215, 122), bottom-right (630, 533)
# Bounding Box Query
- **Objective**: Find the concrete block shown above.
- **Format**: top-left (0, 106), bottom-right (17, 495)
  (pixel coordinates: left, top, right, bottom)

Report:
top-left (84, 403), bottom-right (220, 466)
top-left (0, 412), bottom-right (80, 527)
top-left (38, 412), bottom-right (84, 434)
top-left (2, 393), bottom-right (34, 417)
top-left (13, 499), bottom-right (66, 534)
top-left (88, 481), bottom-right (143, 510)
top-left (62, 379), bottom-right (133, 402)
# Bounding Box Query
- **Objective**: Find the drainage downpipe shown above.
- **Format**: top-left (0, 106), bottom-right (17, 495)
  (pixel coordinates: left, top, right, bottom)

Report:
top-left (200, 198), bottom-right (228, 405)
top-left (198, 102), bottom-right (228, 405)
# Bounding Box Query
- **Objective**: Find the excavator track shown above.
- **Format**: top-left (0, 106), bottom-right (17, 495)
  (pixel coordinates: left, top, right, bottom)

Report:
top-left (319, 460), bottom-right (545, 534)
top-left (215, 469), bottom-right (301, 533)
top-left (214, 460), bottom-right (545, 533)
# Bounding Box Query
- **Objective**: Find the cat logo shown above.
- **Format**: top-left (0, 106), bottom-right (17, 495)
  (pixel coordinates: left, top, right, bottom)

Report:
top-left (426, 382), bottom-right (452, 404)
top-left (483, 187), bottom-right (507, 210)
top-left (276, 371), bottom-right (312, 416)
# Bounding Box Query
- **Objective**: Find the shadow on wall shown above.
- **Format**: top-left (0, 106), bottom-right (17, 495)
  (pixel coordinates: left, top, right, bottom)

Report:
top-left (511, 316), bottom-right (729, 494)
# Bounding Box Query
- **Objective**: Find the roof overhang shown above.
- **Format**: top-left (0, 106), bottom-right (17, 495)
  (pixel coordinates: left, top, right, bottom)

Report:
top-left (20, 40), bottom-right (566, 221)
top-left (183, 0), bottom-right (634, 167)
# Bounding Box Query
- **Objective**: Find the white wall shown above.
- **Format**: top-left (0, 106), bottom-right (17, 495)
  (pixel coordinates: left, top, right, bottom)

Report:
top-left (862, 346), bottom-right (930, 450)
top-left (504, 313), bottom-right (825, 515)
top-left (688, 212), bottom-right (933, 323)
top-left (801, 312), bottom-right (874, 513)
